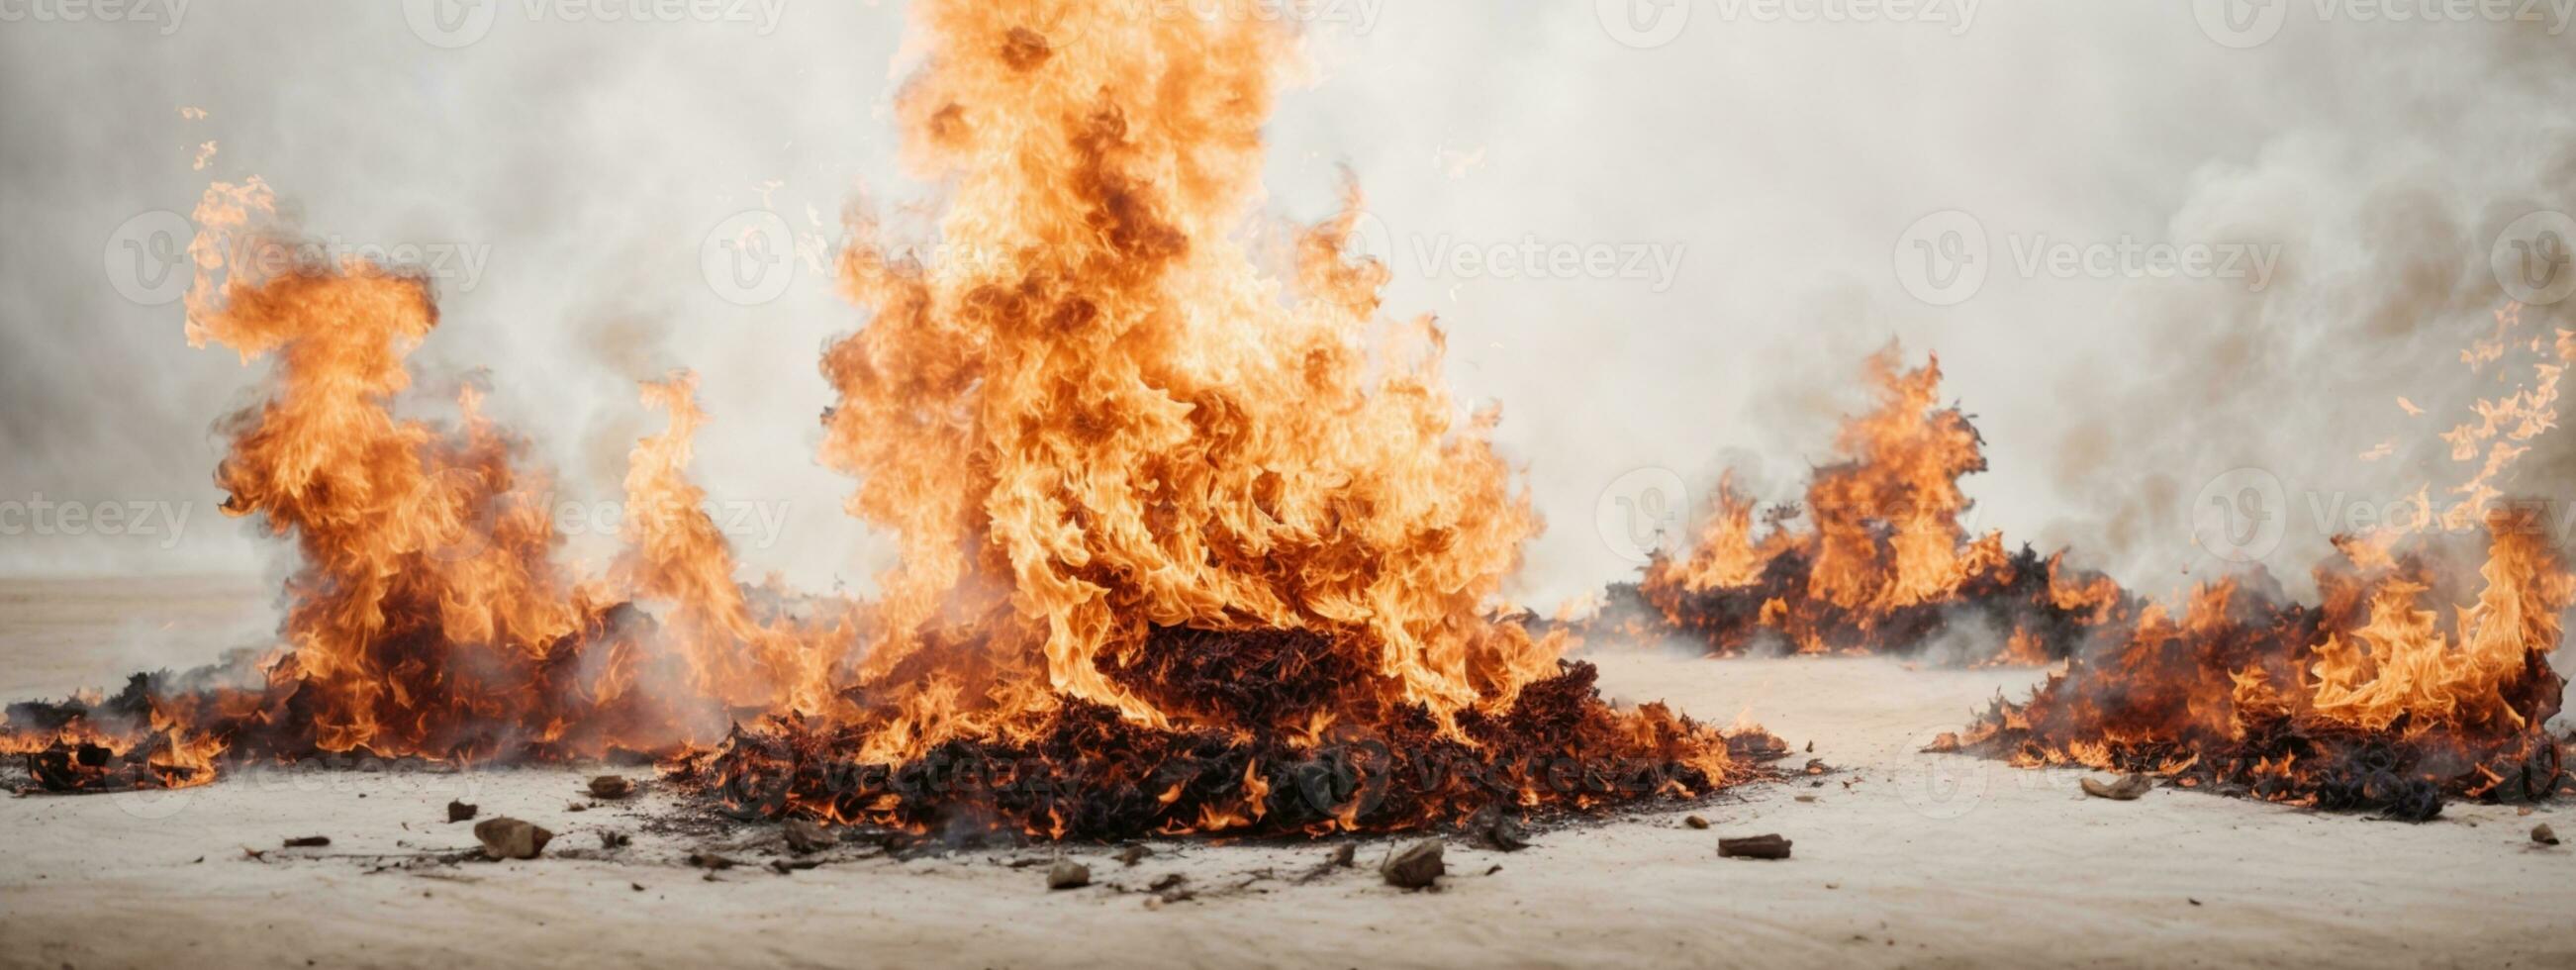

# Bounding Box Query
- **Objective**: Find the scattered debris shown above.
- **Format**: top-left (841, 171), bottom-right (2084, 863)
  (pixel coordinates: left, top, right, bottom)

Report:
top-left (769, 859), bottom-right (822, 875)
top-left (2081, 774), bottom-right (2153, 801)
top-left (1718, 834), bottom-right (1793, 860)
top-left (783, 818), bottom-right (831, 855)
top-left (1467, 805), bottom-right (1530, 851)
top-left (687, 851), bottom-right (742, 871)
top-left (630, 882), bottom-right (645, 892)
top-left (1327, 842), bottom-right (1356, 867)
top-left (1148, 872), bottom-right (1187, 893)
top-left (1684, 815), bottom-right (1710, 829)
top-left (598, 830), bottom-right (632, 849)
top-left (1794, 795), bottom-right (1817, 804)
top-left (282, 835), bottom-right (332, 848)
top-left (446, 800), bottom-right (478, 824)
top-left (1048, 860), bottom-right (1092, 890)
top-left (1113, 843), bottom-right (1153, 867)
top-left (2535, 824), bottom-right (2560, 846)
top-left (588, 775), bottom-right (633, 800)
top-left (473, 818), bottom-right (554, 860)
top-left (1381, 838), bottom-right (1445, 889)
top-left (566, 803), bottom-right (588, 813)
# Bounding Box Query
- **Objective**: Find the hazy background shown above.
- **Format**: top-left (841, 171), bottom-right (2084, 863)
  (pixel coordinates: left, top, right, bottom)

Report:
top-left (4, 0), bottom-right (2573, 614)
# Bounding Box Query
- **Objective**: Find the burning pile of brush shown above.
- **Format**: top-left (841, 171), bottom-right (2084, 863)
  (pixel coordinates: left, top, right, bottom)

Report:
top-left (0, 0), bottom-right (1777, 839)
top-left (1622, 312), bottom-right (2575, 820)
top-left (1612, 348), bottom-right (2131, 663)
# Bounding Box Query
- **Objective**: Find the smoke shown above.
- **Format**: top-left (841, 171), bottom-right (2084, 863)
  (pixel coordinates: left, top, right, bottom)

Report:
top-left (3, 3), bottom-right (2572, 619)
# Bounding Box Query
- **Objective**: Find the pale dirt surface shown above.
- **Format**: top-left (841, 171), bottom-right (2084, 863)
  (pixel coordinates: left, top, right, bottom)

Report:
top-left (2, 577), bottom-right (2570, 969)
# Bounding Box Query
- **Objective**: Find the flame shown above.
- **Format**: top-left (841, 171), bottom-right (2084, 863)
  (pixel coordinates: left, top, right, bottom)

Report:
top-left (5, 0), bottom-right (1772, 837)
top-left (1951, 303), bottom-right (2576, 819)
top-left (1629, 346), bottom-right (2130, 662)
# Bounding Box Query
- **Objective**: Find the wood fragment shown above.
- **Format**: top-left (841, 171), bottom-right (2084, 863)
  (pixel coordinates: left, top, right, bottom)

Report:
top-left (1718, 833), bottom-right (1792, 860)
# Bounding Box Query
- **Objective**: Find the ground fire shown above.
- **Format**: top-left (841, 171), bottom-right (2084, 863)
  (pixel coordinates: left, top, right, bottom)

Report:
top-left (1613, 313), bottom-right (2573, 819)
top-left (0, 1), bottom-right (1778, 838)
top-left (1609, 347), bottom-right (2131, 663)
top-left (1944, 305), bottom-right (2576, 820)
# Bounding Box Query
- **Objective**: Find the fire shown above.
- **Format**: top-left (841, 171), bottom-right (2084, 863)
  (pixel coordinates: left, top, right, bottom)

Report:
top-left (1949, 304), bottom-right (2576, 819)
top-left (1626, 347), bottom-right (2129, 661)
top-left (4, 0), bottom-right (1774, 838)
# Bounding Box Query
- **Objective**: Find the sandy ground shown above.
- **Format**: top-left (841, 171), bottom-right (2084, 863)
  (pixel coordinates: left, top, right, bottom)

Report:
top-left (2, 577), bottom-right (2570, 969)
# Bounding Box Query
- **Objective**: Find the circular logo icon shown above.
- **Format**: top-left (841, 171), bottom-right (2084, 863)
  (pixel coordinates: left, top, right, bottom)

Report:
top-left (1896, 725), bottom-right (1990, 821)
top-left (702, 210), bottom-right (797, 306)
top-left (420, 465), bottom-right (502, 565)
top-left (1596, 0), bottom-right (1691, 49)
top-left (1596, 467), bottom-right (1690, 565)
top-left (2193, 0), bottom-right (2286, 49)
top-left (2492, 210), bottom-right (2576, 306)
top-left (103, 210), bottom-right (194, 307)
top-left (1893, 209), bottom-right (1988, 307)
top-left (1343, 209), bottom-right (1397, 275)
top-left (404, 0), bottom-right (498, 49)
top-left (2190, 466), bottom-right (2286, 565)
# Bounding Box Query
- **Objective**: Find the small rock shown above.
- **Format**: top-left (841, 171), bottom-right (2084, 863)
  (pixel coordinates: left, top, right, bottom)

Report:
top-left (2080, 774), bottom-right (2153, 801)
top-left (1047, 860), bottom-right (1091, 890)
top-left (598, 830), bottom-right (631, 849)
top-left (473, 818), bottom-right (554, 860)
top-left (1683, 815), bottom-right (1710, 829)
top-left (783, 818), bottom-right (831, 854)
top-left (1380, 838), bottom-right (1445, 889)
top-left (687, 851), bottom-right (741, 870)
top-left (2535, 824), bottom-right (2560, 846)
top-left (1467, 805), bottom-right (1530, 852)
top-left (446, 800), bottom-right (478, 823)
top-left (1327, 842), bottom-right (1356, 867)
top-left (1113, 843), bottom-right (1152, 867)
top-left (282, 835), bottom-right (331, 848)
top-left (565, 803), bottom-right (588, 813)
top-left (1718, 833), bottom-right (1793, 860)
top-left (588, 775), bottom-right (633, 800)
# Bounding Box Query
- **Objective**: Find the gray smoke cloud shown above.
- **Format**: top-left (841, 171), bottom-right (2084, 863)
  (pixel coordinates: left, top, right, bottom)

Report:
top-left (2, 2), bottom-right (2572, 619)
